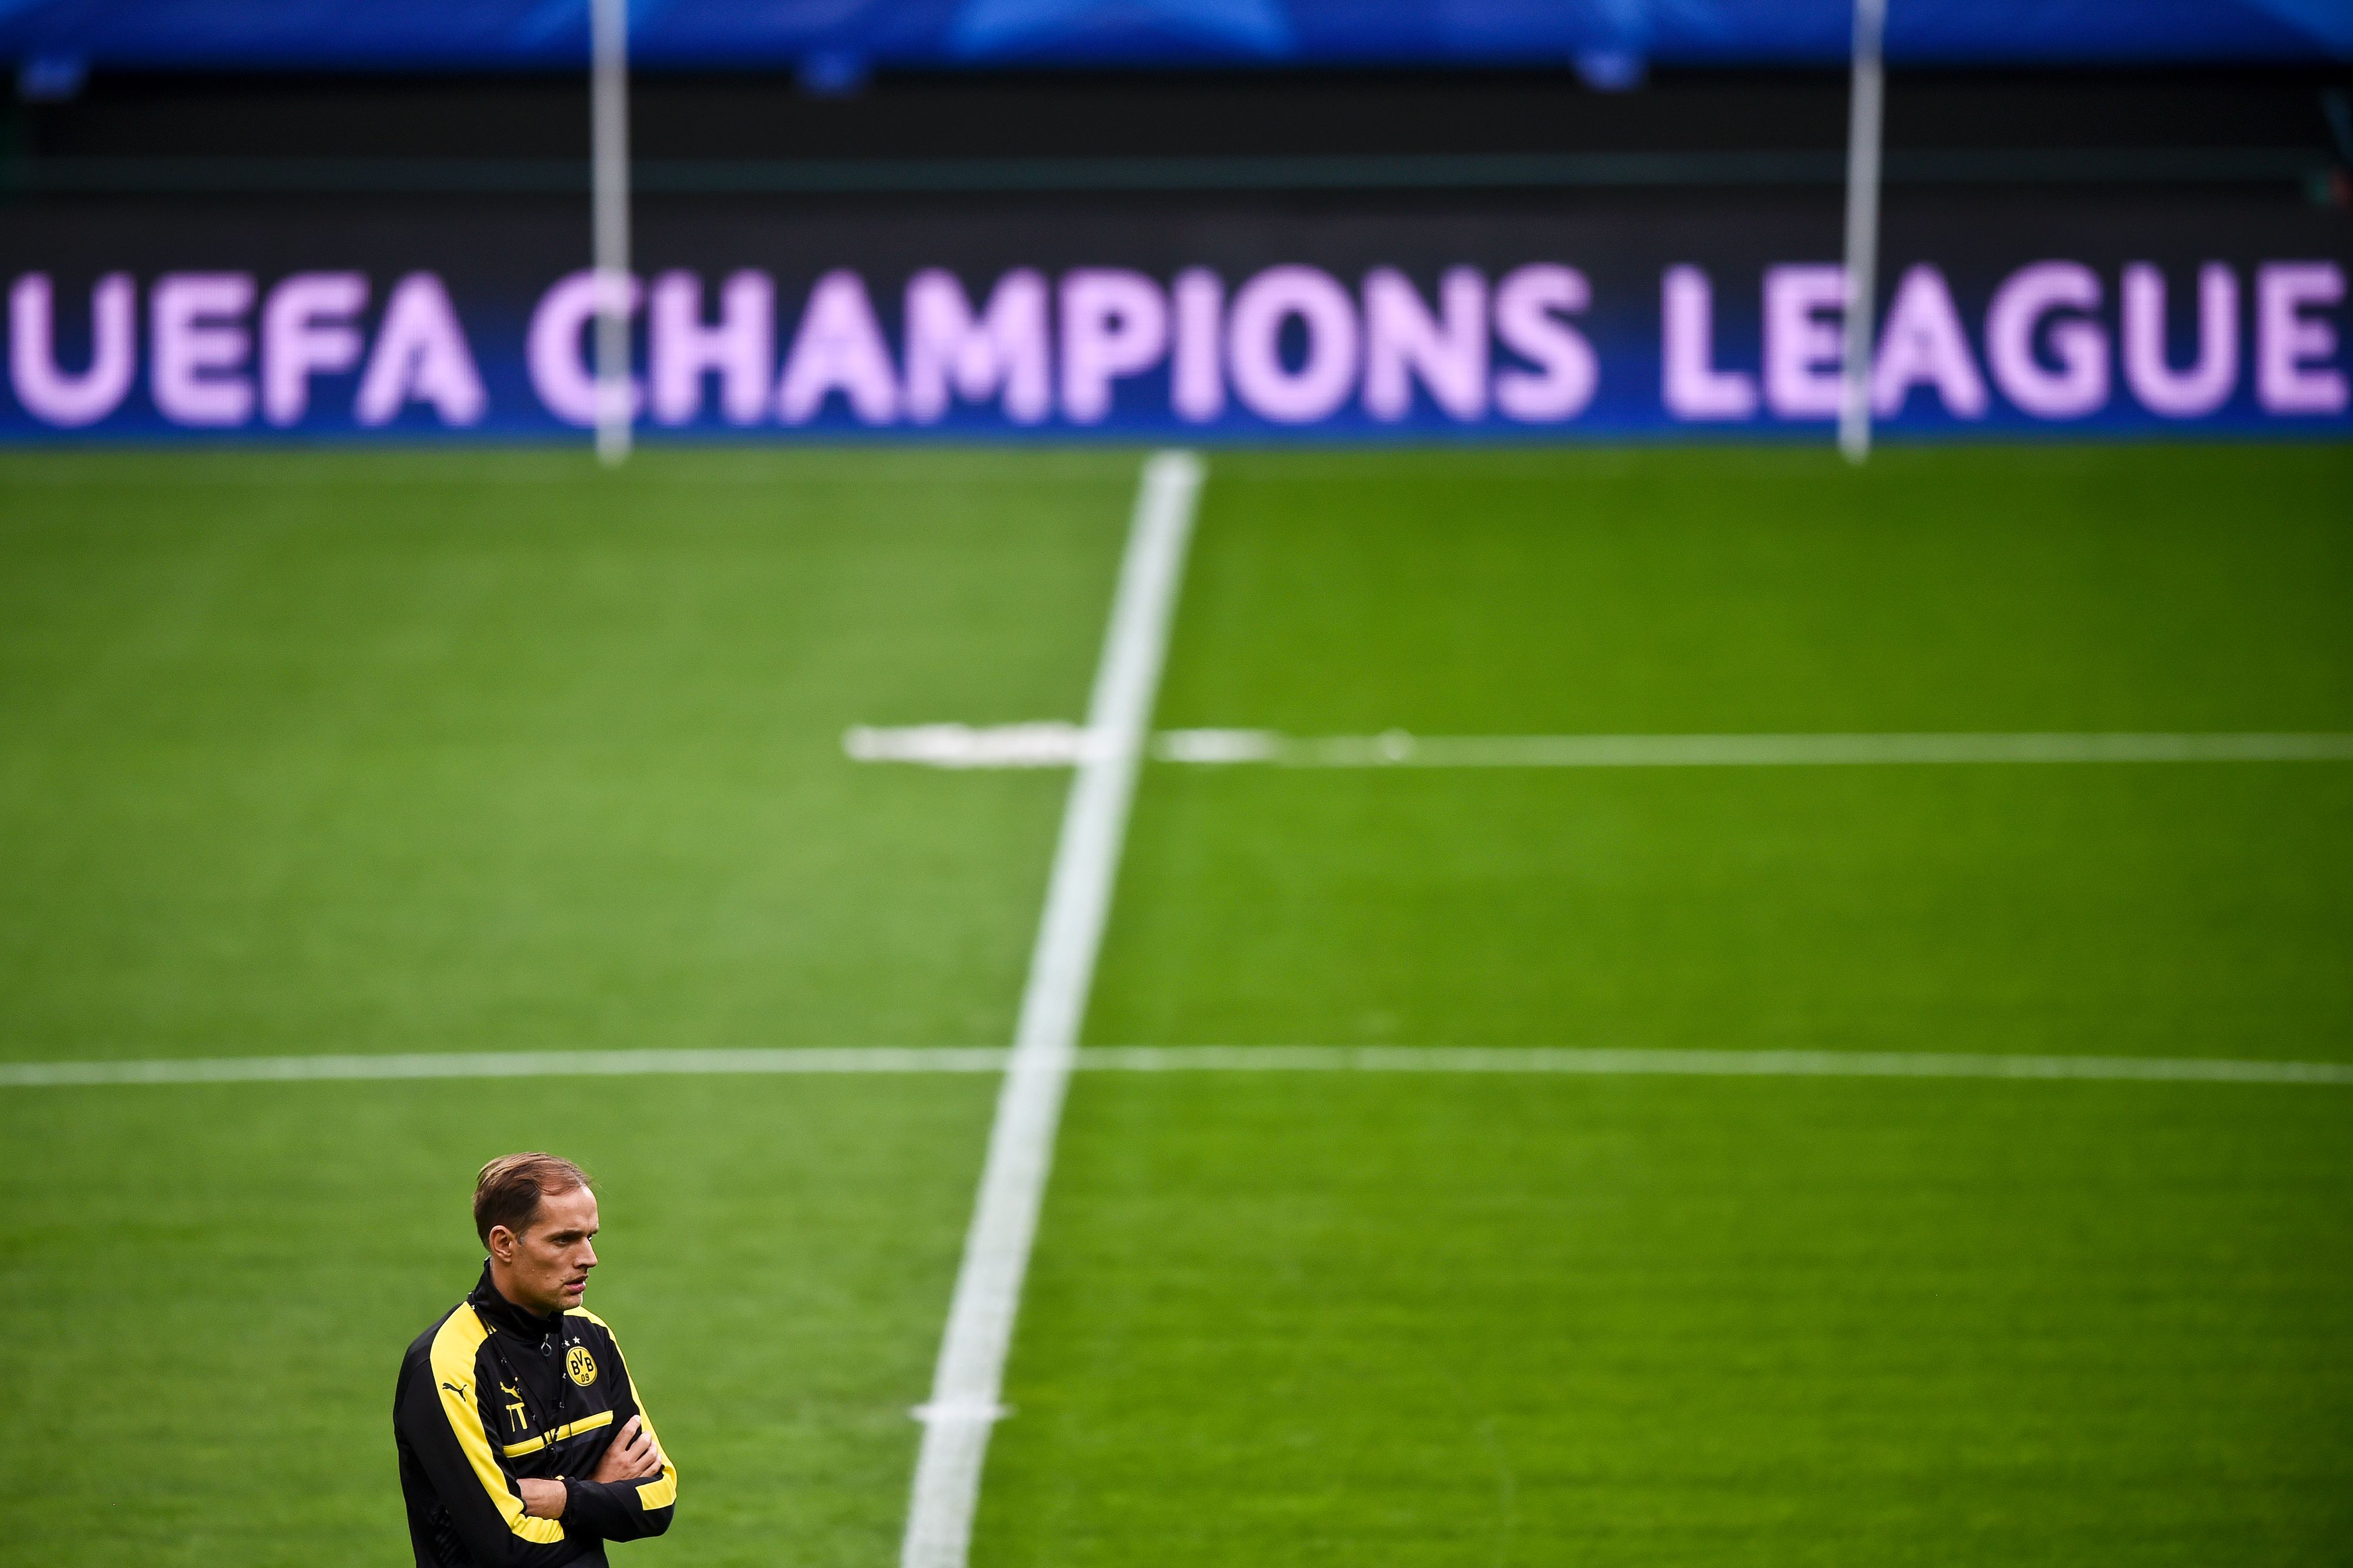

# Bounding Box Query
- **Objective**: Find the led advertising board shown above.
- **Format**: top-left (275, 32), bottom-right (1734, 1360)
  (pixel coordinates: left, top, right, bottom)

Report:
top-left (3, 198), bottom-right (2346, 443)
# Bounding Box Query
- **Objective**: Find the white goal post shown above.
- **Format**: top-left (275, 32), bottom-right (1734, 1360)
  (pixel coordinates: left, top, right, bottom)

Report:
top-left (591, 0), bottom-right (633, 465)
top-left (1838, 0), bottom-right (1888, 463)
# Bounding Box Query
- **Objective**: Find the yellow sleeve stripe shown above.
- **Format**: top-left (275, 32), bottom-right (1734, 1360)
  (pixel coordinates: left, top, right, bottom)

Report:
top-left (429, 1306), bottom-right (568, 1546)
top-left (568, 1307), bottom-right (679, 1513)
top-left (500, 1408), bottom-right (616, 1459)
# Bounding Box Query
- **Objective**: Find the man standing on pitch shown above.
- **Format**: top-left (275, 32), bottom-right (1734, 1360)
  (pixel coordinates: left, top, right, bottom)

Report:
top-left (395, 1153), bottom-right (679, 1567)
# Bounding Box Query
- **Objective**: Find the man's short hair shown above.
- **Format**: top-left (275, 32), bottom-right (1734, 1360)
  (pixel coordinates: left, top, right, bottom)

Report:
top-left (474, 1152), bottom-right (591, 1245)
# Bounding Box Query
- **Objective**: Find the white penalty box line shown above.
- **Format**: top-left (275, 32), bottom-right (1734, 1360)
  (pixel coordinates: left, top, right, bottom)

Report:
top-left (8, 1044), bottom-right (2349, 1089)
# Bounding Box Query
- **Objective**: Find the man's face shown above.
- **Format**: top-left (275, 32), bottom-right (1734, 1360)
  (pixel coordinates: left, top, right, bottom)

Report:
top-left (493, 1184), bottom-right (599, 1316)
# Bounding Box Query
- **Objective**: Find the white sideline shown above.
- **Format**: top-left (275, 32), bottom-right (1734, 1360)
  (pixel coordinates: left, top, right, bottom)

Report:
top-left (898, 449), bottom-right (1203, 1568)
top-left (6, 1044), bottom-right (2345, 1089)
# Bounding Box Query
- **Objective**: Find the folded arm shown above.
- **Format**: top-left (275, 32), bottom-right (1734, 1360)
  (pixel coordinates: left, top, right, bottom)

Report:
top-left (396, 1359), bottom-right (583, 1568)
top-left (549, 1320), bottom-right (678, 1541)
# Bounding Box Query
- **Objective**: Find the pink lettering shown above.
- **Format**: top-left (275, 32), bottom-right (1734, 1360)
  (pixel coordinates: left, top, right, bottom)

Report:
top-left (8, 272), bottom-right (136, 427)
top-left (1362, 267), bottom-right (1487, 421)
top-left (651, 269), bottom-right (774, 426)
top-left (1171, 268), bottom-right (1225, 424)
top-left (1986, 262), bottom-right (2108, 419)
top-left (2255, 262), bottom-right (2347, 415)
top-left (1059, 270), bottom-right (1167, 425)
top-left (904, 269), bottom-right (1050, 425)
top-left (1227, 265), bottom-right (1359, 425)
top-left (1492, 264), bottom-right (1597, 422)
top-left (528, 270), bottom-right (641, 427)
top-left (777, 271), bottom-right (899, 425)
top-left (2120, 263), bottom-right (2237, 419)
top-left (1869, 264), bottom-right (1987, 419)
top-left (262, 272), bottom-right (368, 426)
top-left (1763, 264), bottom-right (1845, 419)
top-left (355, 273), bottom-right (485, 427)
top-left (151, 272), bottom-right (256, 427)
top-left (1661, 265), bottom-right (1755, 421)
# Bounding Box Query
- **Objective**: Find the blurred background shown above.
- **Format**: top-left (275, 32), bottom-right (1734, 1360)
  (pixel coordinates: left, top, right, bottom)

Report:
top-left (1, 6), bottom-right (2348, 1568)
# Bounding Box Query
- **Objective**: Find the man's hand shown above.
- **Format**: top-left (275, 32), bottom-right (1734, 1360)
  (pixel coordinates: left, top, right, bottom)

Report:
top-left (591, 1416), bottom-right (664, 1484)
top-left (512, 1417), bottom-right (659, 1521)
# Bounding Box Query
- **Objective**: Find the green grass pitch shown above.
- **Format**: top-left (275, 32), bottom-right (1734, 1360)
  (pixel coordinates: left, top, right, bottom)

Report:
top-left (1, 443), bottom-right (2347, 1568)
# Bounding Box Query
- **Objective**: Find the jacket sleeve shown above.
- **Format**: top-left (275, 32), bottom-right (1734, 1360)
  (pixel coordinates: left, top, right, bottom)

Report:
top-left (558, 1315), bottom-right (678, 1541)
top-left (396, 1320), bottom-right (586, 1568)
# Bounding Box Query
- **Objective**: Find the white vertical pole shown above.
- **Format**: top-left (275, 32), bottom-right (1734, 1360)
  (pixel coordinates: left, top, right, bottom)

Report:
top-left (590, 0), bottom-right (632, 465)
top-left (1837, 0), bottom-right (1887, 465)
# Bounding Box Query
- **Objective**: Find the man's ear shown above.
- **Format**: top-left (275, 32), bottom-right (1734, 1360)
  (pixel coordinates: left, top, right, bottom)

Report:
top-left (488, 1223), bottom-right (516, 1263)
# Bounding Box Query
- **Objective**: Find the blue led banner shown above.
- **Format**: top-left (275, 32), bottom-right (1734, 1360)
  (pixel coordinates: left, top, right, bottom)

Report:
top-left (2, 199), bottom-right (2347, 443)
top-left (2, 0), bottom-right (2348, 74)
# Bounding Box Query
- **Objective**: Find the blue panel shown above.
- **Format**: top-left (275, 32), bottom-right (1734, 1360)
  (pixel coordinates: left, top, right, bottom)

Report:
top-left (1, 0), bottom-right (2348, 71)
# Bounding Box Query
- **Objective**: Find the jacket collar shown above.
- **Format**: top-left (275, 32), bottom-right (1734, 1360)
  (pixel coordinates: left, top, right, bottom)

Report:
top-left (468, 1262), bottom-right (565, 1342)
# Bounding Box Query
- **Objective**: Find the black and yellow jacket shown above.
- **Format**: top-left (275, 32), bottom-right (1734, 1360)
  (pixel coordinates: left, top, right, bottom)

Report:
top-left (395, 1266), bottom-right (679, 1568)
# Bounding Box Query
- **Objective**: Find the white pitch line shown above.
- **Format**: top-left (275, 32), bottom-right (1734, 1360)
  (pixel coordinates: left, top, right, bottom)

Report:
top-left (6, 1043), bottom-right (2344, 1089)
top-left (1161, 730), bottom-right (2353, 768)
top-left (898, 449), bottom-right (1203, 1568)
top-left (0, 1047), bottom-right (1011, 1087)
top-left (845, 722), bottom-right (1098, 769)
top-left (845, 727), bottom-right (2353, 770)
top-left (1078, 1045), bottom-right (2353, 1086)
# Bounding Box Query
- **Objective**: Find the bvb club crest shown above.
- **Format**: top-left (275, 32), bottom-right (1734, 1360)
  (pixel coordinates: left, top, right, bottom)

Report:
top-left (565, 1345), bottom-right (598, 1387)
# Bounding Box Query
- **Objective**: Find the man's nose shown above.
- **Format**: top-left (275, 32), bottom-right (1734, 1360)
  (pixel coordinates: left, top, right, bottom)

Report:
top-left (579, 1242), bottom-right (598, 1268)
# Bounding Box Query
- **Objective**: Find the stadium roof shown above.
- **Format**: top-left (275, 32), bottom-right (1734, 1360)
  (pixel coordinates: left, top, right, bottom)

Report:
top-left (2, 0), bottom-right (2348, 75)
